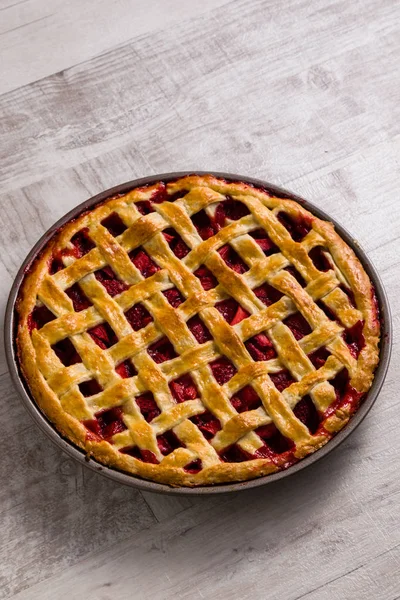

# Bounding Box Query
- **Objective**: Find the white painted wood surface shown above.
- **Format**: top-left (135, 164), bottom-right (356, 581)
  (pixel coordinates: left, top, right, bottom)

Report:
top-left (0, 0), bottom-right (399, 598)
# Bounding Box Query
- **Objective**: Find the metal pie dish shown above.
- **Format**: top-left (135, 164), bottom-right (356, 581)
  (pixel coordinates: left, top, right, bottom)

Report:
top-left (4, 172), bottom-right (392, 495)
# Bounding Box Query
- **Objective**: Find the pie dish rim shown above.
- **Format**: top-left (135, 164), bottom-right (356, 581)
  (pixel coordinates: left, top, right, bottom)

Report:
top-left (5, 171), bottom-right (392, 495)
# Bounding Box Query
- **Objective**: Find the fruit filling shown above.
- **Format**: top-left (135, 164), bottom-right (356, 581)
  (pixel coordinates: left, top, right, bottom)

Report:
top-left (148, 337), bottom-right (177, 363)
top-left (250, 229), bottom-right (279, 256)
top-left (283, 312), bottom-right (312, 340)
top-left (157, 430), bottom-right (184, 455)
top-left (70, 228), bottom-right (96, 258)
top-left (119, 446), bottom-right (159, 464)
top-left (270, 370), bottom-right (295, 392)
top-left (214, 197), bottom-right (250, 226)
top-left (253, 283), bottom-right (283, 306)
top-left (83, 406), bottom-right (127, 440)
top-left (101, 212), bottom-right (127, 237)
top-left (95, 266), bottom-right (129, 297)
top-left (308, 346), bottom-right (330, 369)
top-left (309, 246), bottom-right (331, 272)
top-left (316, 300), bottom-right (337, 321)
top-left (343, 320), bottom-right (365, 358)
top-left (255, 426), bottom-right (295, 457)
top-left (190, 411), bottom-right (221, 439)
top-left (187, 315), bottom-right (212, 343)
top-left (52, 338), bottom-right (82, 366)
top-left (135, 392), bottom-right (161, 422)
top-left (284, 266), bottom-right (306, 287)
top-left (28, 305), bottom-right (56, 332)
top-left (331, 367), bottom-right (349, 402)
top-left (115, 359), bottom-right (137, 378)
top-left (215, 298), bottom-right (249, 325)
top-left (125, 303), bottom-right (153, 331)
top-left (163, 228), bottom-right (190, 258)
top-left (129, 248), bottom-right (160, 278)
top-left (209, 357), bottom-right (237, 385)
top-left (277, 212), bottom-right (312, 242)
top-left (79, 379), bottom-right (103, 397)
top-left (135, 184), bottom-right (168, 215)
top-left (293, 395), bottom-right (320, 433)
top-left (191, 210), bottom-right (218, 240)
top-left (169, 374), bottom-right (198, 403)
top-left (163, 288), bottom-right (185, 308)
top-left (88, 322), bottom-right (118, 349)
top-left (218, 245), bottom-right (249, 273)
top-left (245, 333), bottom-right (277, 361)
top-left (193, 265), bottom-right (217, 290)
top-left (66, 284), bottom-right (92, 311)
top-left (184, 459), bottom-right (202, 473)
top-left (220, 444), bottom-right (254, 463)
top-left (230, 385), bottom-right (262, 413)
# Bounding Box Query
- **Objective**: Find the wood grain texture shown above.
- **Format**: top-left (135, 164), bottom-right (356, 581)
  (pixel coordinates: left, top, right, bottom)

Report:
top-left (0, 0), bottom-right (399, 597)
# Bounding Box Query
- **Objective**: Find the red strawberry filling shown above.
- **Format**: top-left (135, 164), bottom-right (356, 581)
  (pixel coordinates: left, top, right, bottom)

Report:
top-left (283, 313), bottom-right (312, 340)
top-left (193, 265), bottom-right (217, 290)
top-left (83, 406), bottom-right (127, 441)
top-left (119, 446), bottom-right (159, 463)
top-left (254, 427), bottom-right (295, 457)
top-left (135, 184), bottom-right (168, 215)
top-left (163, 228), bottom-right (190, 258)
top-left (52, 338), bottom-right (82, 366)
top-left (129, 248), bottom-right (160, 278)
top-left (209, 357), bottom-right (237, 385)
top-left (218, 245), bottom-right (249, 273)
top-left (148, 337), bottom-right (177, 363)
top-left (28, 305), bottom-right (56, 332)
top-left (88, 322), bottom-right (118, 349)
top-left (157, 430), bottom-right (184, 455)
top-left (136, 392), bottom-right (161, 422)
top-left (309, 246), bottom-right (331, 272)
top-left (163, 288), bottom-right (185, 307)
top-left (316, 300), bottom-right (337, 321)
top-left (70, 228), bottom-right (96, 258)
top-left (215, 298), bottom-right (249, 325)
top-left (277, 212), bottom-right (312, 242)
top-left (214, 197), bottom-right (250, 226)
top-left (230, 385), bottom-right (262, 413)
top-left (79, 379), bottom-right (103, 397)
top-left (191, 210), bottom-right (218, 240)
top-left (101, 212), bottom-right (127, 237)
top-left (191, 410), bottom-right (221, 439)
top-left (187, 315), bottom-right (212, 343)
top-left (220, 445), bottom-right (254, 463)
top-left (184, 459), bottom-right (202, 473)
top-left (293, 395), bottom-right (320, 433)
top-left (66, 284), bottom-right (92, 311)
top-left (245, 333), bottom-right (277, 361)
top-left (270, 370), bottom-right (295, 392)
top-left (115, 359), bottom-right (137, 378)
top-left (343, 320), bottom-right (365, 358)
top-left (285, 266), bottom-right (306, 287)
top-left (169, 374), bottom-right (198, 403)
top-left (253, 283), bottom-right (283, 306)
top-left (308, 347), bottom-right (330, 369)
top-left (95, 266), bottom-right (129, 297)
top-left (125, 303), bottom-right (153, 331)
top-left (250, 229), bottom-right (279, 255)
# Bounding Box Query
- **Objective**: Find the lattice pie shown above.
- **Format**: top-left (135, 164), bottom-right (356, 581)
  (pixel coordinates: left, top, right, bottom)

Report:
top-left (16, 175), bottom-right (381, 486)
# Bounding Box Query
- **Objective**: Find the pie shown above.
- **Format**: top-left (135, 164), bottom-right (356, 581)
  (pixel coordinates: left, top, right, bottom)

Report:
top-left (16, 174), bottom-right (381, 487)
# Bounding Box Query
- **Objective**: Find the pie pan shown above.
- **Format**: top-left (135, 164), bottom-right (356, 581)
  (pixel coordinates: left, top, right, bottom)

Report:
top-left (4, 172), bottom-right (392, 495)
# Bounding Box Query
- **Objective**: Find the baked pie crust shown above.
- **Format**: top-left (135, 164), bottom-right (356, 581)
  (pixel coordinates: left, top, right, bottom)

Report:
top-left (16, 175), bottom-right (381, 486)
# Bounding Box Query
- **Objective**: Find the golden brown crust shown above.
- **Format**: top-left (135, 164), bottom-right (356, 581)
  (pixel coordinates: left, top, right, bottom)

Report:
top-left (16, 175), bottom-right (381, 487)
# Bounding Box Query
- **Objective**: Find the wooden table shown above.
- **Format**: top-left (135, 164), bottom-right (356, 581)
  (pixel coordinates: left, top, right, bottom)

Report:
top-left (1, 0), bottom-right (399, 598)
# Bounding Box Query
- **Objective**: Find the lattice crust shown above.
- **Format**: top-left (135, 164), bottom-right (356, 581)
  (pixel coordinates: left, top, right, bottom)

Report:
top-left (16, 175), bottom-right (380, 486)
